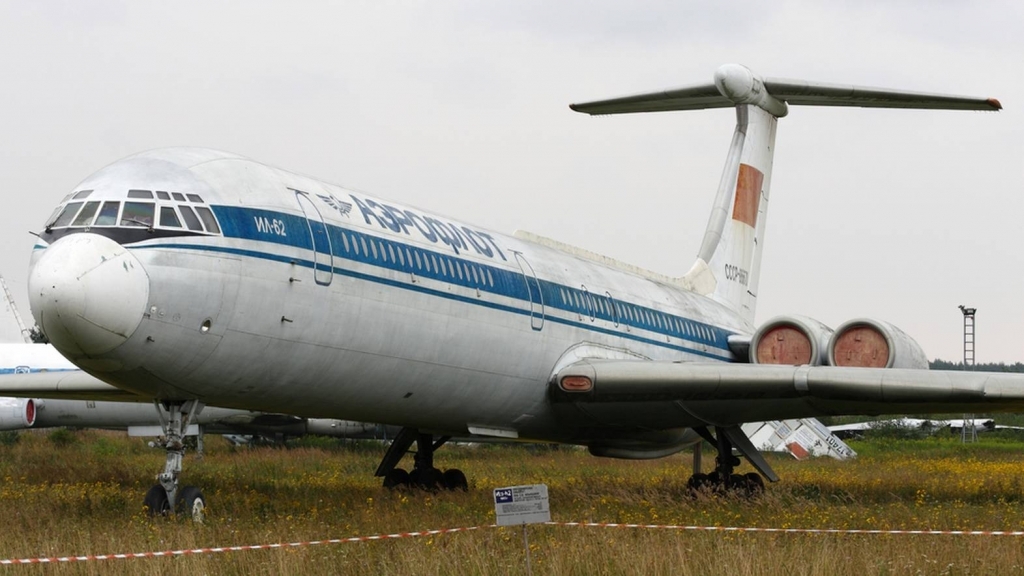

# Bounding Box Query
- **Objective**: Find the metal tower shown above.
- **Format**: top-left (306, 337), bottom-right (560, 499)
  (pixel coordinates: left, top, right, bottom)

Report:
top-left (959, 305), bottom-right (977, 443)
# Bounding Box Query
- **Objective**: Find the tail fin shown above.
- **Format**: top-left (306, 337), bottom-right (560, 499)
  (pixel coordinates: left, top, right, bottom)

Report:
top-left (570, 64), bottom-right (999, 325)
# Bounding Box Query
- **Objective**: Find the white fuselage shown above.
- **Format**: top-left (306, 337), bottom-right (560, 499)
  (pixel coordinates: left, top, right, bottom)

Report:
top-left (29, 148), bottom-right (750, 447)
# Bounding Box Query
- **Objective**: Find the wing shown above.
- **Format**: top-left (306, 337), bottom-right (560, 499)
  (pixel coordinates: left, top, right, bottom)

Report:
top-left (552, 360), bottom-right (1024, 425)
top-left (0, 370), bottom-right (143, 401)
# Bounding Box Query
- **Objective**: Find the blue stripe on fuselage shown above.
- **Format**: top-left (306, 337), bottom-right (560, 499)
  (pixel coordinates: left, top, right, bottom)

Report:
top-left (133, 205), bottom-right (738, 358)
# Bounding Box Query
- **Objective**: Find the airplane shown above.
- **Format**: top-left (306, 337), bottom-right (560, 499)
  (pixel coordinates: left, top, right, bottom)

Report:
top-left (20, 63), bottom-right (1024, 518)
top-left (0, 342), bottom-right (385, 437)
top-left (828, 417), bottom-right (1024, 440)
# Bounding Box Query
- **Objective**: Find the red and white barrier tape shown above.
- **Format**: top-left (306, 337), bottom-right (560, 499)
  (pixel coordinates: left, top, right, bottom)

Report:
top-left (4, 521), bottom-right (1023, 565)
top-left (547, 521), bottom-right (1024, 537)
top-left (0, 525), bottom-right (493, 565)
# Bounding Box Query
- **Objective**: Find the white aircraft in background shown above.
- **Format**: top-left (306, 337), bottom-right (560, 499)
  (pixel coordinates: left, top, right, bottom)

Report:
top-left (20, 64), bottom-right (1022, 517)
top-left (0, 343), bottom-right (383, 435)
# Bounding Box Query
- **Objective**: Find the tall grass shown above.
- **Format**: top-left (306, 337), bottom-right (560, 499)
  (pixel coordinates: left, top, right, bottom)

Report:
top-left (2, 430), bottom-right (1024, 574)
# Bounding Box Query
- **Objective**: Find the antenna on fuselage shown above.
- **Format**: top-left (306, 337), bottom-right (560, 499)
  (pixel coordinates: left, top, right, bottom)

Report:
top-left (0, 275), bottom-right (32, 344)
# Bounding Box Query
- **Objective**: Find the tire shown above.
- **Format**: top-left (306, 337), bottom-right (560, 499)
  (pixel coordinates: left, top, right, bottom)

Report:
top-left (409, 467), bottom-right (443, 491)
top-left (178, 485), bottom-right (206, 523)
top-left (143, 485), bottom-right (171, 517)
top-left (744, 472), bottom-right (765, 495)
top-left (442, 468), bottom-right (468, 491)
top-left (383, 468), bottom-right (410, 489)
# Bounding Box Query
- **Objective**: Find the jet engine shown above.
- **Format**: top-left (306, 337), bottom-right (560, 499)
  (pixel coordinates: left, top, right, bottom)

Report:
top-left (0, 398), bottom-right (36, 431)
top-left (828, 318), bottom-right (929, 369)
top-left (749, 315), bottom-right (833, 366)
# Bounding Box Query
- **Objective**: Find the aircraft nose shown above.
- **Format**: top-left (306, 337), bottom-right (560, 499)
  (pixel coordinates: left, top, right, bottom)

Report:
top-left (28, 233), bottom-right (150, 357)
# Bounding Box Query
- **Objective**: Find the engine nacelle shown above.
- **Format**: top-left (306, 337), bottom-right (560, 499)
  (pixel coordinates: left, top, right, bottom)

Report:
top-left (749, 315), bottom-right (834, 366)
top-left (0, 398), bottom-right (36, 431)
top-left (828, 318), bottom-right (929, 369)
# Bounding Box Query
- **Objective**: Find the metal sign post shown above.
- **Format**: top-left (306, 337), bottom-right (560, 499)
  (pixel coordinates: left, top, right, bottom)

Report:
top-left (494, 484), bottom-right (550, 576)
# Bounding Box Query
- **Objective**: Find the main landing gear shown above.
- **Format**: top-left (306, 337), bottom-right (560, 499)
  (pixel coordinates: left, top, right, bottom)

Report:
top-left (375, 427), bottom-right (469, 491)
top-left (686, 425), bottom-right (774, 496)
top-left (143, 400), bottom-right (208, 521)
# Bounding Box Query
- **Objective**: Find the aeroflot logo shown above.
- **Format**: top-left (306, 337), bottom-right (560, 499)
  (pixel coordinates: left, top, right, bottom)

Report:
top-left (349, 194), bottom-right (508, 261)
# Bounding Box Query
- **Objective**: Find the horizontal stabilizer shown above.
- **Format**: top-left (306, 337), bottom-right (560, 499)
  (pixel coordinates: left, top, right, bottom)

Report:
top-left (570, 64), bottom-right (1001, 116)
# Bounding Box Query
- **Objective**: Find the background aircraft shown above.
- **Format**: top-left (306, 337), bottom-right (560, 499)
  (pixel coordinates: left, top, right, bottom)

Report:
top-left (18, 65), bottom-right (1022, 519)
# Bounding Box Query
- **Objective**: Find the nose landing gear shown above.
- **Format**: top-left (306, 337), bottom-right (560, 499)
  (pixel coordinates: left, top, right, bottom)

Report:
top-left (143, 400), bottom-right (207, 522)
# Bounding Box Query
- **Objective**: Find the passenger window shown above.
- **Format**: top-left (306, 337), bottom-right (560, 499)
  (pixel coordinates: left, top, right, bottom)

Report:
top-left (471, 266), bottom-right (480, 284)
top-left (414, 250), bottom-right (422, 270)
top-left (186, 194), bottom-right (204, 203)
top-left (72, 201), bottom-right (100, 227)
top-left (387, 244), bottom-right (396, 263)
top-left (121, 202), bottom-right (155, 227)
top-left (72, 190), bottom-right (93, 200)
top-left (370, 239), bottom-right (378, 260)
top-left (560, 288), bottom-right (567, 304)
top-left (156, 191), bottom-right (171, 200)
top-left (486, 269), bottom-right (494, 287)
top-left (94, 202), bottom-right (121, 226)
top-left (352, 235), bottom-right (360, 255)
top-left (404, 248), bottom-right (413, 267)
top-left (359, 237), bottom-right (369, 256)
top-left (438, 259), bottom-right (447, 276)
top-left (455, 262), bottom-right (463, 280)
top-left (178, 205), bottom-right (204, 231)
top-left (172, 192), bottom-right (186, 202)
top-left (377, 241), bottom-right (386, 262)
top-left (397, 246), bottom-right (405, 267)
top-left (194, 207), bottom-right (221, 234)
top-left (51, 202), bottom-right (84, 228)
top-left (159, 207), bottom-right (182, 228)
top-left (429, 254), bottom-right (438, 272)
top-left (128, 189), bottom-right (153, 199)
top-left (424, 254), bottom-right (432, 273)
top-left (341, 233), bottom-right (350, 252)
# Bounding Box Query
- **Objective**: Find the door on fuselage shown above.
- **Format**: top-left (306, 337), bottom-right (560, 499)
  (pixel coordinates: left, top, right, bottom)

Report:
top-left (513, 251), bottom-right (544, 331)
top-left (294, 189), bottom-right (334, 286)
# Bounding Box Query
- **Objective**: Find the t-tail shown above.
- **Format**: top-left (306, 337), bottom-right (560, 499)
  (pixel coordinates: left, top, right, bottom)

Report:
top-left (570, 64), bottom-right (1000, 325)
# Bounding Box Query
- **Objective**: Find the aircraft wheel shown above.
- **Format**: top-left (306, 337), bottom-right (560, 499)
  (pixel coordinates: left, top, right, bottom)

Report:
top-left (409, 467), bottom-right (443, 491)
top-left (442, 468), bottom-right (468, 491)
top-left (383, 468), bottom-right (410, 489)
top-left (143, 485), bottom-right (171, 517)
top-left (744, 472), bottom-right (765, 496)
top-left (178, 486), bottom-right (206, 523)
top-left (686, 473), bottom-right (709, 492)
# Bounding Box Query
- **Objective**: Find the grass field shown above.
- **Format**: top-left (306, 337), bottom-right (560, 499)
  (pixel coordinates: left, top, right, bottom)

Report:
top-left (2, 429), bottom-right (1024, 575)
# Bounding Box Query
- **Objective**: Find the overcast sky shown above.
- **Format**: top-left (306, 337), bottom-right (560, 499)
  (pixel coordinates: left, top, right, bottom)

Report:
top-left (0, 1), bottom-right (1021, 362)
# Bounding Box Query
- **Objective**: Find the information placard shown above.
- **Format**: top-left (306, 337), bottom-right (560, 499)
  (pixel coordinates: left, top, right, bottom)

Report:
top-left (493, 484), bottom-right (550, 526)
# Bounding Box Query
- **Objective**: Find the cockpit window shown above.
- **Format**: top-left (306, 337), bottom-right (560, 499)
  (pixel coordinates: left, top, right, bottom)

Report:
top-left (128, 189), bottom-right (153, 199)
top-left (94, 201), bottom-right (120, 226)
top-left (186, 194), bottom-right (204, 203)
top-left (71, 201), bottom-right (101, 227)
top-left (159, 207), bottom-right (181, 228)
top-left (194, 206), bottom-right (221, 234)
top-left (156, 191), bottom-right (171, 200)
top-left (120, 202), bottom-right (154, 227)
top-left (172, 192), bottom-right (186, 202)
top-left (178, 205), bottom-right (204, 231)
top-left (50, 202), bottom-right (83, 228)
top-left (72, 190), bottom-right (93, 200)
